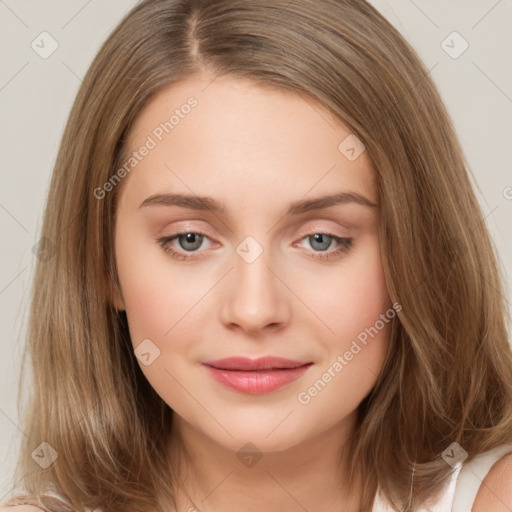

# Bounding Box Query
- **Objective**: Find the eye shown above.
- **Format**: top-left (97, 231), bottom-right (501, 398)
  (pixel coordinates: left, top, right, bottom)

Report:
top-left (157, 231), bottom-right (212, 261)
top-left (156, 231), bottom-right (353, 261)
top-left (296, 232), bottom-right (353, 261)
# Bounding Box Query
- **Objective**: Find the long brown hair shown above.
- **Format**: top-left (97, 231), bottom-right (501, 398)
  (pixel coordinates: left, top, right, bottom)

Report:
top-left (4, 0), bottom-right (512, 511)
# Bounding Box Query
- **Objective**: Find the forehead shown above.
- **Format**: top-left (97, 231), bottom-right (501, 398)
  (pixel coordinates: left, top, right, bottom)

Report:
top-left (120, 74), bottom-right (377, 214)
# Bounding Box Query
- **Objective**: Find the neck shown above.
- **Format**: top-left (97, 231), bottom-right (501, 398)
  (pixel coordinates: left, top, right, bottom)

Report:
top-left (167, 411), bottom-right (363, 512)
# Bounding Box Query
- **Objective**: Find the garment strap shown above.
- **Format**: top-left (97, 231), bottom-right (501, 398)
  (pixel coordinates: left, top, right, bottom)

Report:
top-left (452, 444), bottom-right (512, 511)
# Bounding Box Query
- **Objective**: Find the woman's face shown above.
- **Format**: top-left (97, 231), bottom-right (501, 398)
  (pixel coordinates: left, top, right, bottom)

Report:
top-left (113, 73), bottom-right (392, 453)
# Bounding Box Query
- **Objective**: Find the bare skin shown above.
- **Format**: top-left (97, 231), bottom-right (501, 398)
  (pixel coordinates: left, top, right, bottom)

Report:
top-left (112, 72), bottom-right (391, 512)
top-left (5, 74), bottom-right (512, 512)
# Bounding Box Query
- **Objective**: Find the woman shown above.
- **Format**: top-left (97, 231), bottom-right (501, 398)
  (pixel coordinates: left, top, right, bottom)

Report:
top-left (3, 0), bottom-right (512, 510)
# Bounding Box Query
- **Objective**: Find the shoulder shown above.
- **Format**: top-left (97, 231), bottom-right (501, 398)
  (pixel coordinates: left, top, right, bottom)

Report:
top-left (0, 507), bottom-right (46, 511)
top-left (472, 451), bottom-right (512, 511)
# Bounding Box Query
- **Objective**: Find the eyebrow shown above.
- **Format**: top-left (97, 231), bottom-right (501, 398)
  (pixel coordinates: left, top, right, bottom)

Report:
top-left (139, 191), bottom-right (377, 216)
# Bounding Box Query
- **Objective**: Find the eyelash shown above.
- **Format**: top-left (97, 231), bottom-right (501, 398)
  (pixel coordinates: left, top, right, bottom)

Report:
top-left (156, 230), bottom-right (353, 261)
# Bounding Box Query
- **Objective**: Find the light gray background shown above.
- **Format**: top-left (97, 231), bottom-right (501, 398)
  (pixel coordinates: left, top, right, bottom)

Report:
top-left (1, 0), bottom-right (511, 500)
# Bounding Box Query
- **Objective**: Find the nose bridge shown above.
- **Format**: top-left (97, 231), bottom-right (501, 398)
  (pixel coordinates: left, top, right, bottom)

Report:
top-left (234, 233), bottom-right (278, 306)
top-left (220, 234), bottom-right (289, 332)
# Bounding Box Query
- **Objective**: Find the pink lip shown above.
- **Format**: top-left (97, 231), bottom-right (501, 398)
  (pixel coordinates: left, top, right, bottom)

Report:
top-left (202, 357), bottom-right (313, 394)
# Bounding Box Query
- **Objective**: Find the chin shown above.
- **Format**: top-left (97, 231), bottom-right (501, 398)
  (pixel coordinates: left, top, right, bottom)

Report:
top-left (206, 420), bottom-right (310, 454)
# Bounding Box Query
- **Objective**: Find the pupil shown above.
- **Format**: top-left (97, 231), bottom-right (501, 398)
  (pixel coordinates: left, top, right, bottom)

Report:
top-left (180, 233), bottom-right (202, 251)
top-left (312, 234), bottom-right (330, 251)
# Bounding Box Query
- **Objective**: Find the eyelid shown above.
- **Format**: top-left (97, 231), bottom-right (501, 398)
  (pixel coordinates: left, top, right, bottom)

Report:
top-left (156, 229), bottom-right (215, 261)
top-left (294, 219), bottom-right (352, 238)
top-left (159, 220), bottom-right (350, 245)
top-left (156, 223), bottom-right (353, 262)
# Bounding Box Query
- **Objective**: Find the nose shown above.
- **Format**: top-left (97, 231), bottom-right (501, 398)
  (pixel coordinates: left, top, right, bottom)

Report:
top-left (219, 243), bottom-right (291, 335)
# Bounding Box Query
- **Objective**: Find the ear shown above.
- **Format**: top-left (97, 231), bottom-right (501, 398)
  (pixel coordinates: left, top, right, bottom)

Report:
top-left (111, 289), bottom-right (126, 311)
top-left (108, 278), bottom-right (126, 311)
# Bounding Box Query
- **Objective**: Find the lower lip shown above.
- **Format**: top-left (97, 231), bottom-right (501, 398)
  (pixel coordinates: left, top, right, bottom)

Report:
top-left (203, 364), bottom-right (312, 394)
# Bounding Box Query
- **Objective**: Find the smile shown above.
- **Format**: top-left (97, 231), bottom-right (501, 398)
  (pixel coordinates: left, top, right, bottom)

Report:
top-left (202, 357), bottom-right (313, 394)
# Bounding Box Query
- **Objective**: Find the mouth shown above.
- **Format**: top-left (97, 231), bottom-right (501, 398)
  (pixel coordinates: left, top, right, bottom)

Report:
top-left (202, 356), bottom-right (311, 371)
top-left (202, 357), bottom-right (313, 394)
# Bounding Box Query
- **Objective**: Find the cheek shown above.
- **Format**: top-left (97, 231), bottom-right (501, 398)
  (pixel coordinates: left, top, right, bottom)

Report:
top-left (337, 242), bottom-right (391, 363)
top-left (115, 225), bottom-right (204, 345)
top-left (295, 279), bottom-right (392, 415)
top-left (115, 240), bottom-right (199, 403)
top-left (296, 238), bottom-right (391, 390)
top-left (295, 236), bottom-right (391, 342)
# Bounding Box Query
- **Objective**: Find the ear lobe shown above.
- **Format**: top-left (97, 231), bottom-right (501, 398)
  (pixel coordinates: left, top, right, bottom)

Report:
top-left (111, 288), bottom-right (126, 311)
top-left (108, 279), bottom-right (126, 311)
top-left (112, 293), bottom-right (126, 311)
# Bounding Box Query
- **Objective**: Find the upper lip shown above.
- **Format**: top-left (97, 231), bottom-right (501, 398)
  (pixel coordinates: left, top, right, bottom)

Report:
top-left (202, 356), bottom-right (312, 371)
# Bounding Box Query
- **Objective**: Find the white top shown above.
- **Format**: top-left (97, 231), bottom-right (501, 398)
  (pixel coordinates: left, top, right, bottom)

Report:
top-left (372, 444), bottom-right (512, 511)
top-left (45, 444), bottom-right (512, 512)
